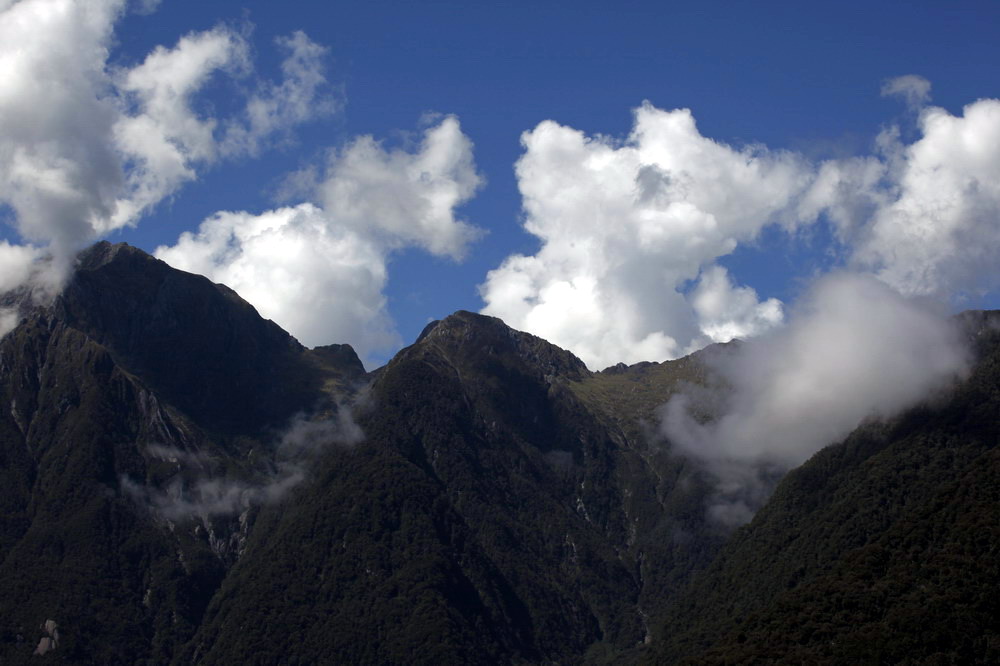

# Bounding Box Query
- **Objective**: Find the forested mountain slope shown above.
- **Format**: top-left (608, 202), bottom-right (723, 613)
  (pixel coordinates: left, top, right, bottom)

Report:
top-left (0, 244), bottom-right (713, 664)
top-left (0, 243), bottom-right (364, 663)
top-left (651, 311), bottom-right (1000, 664)
top-left (2, 243), bottom-right (999, 664)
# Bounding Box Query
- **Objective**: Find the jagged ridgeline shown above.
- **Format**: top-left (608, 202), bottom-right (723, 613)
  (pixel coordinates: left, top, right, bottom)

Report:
top-left (1, 242), bottom-right (999, 664)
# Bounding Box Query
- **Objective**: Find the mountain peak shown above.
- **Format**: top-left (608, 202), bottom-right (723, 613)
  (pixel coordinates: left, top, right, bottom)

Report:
top-left (75, 240), bottom-right (149, 271)
top-left (412, 309), bottom-right (591, 381)
top-left (48, 242), bottom-right (329, 433)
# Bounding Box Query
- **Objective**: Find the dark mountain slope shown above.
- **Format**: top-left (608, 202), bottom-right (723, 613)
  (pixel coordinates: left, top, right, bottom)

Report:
top-left (0, 313), bottom-right (228, 662)
top-left (6, 242), bottom-right (999, 664)
top-left (52, 242), bottom-right (347, 435)
top-left (0, 244), bottom-right (366, 663)
top-left (185, 311), bottom-right (675, 664)
top-left (650, 312), bottom-right (1000, 664)
top-left (1, 247), bottom-right (712, 664)
top-left (569, 349), bottom-right (733, 642)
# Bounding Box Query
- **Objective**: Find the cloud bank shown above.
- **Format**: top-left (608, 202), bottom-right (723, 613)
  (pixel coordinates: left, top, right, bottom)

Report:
top-left (0, 0), bottom-right (479, 361)
top-left (473, 88), bottom-right (1000, 524)
top-left (849, 99), bottom-right (1000, 299)
top-left (480, 103), bottom-right (808, 369)
top-left (0, 0), bottom-right (333, 292)
top-left (155, 116), bottom-right (482, 361)
top-left (480, 92), bottom-right (1000, 372)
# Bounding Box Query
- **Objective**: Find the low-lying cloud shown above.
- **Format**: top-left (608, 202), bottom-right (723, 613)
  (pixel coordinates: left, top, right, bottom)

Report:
top-left (125, 405), bottom-right (364, 522)
top-left (662, 273), bottom-right (970, 525)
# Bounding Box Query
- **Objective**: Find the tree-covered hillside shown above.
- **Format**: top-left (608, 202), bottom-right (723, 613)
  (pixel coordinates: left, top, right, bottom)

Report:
top-left (651, 311), bottom-right (1000, 664)
top-left (2, 243), bottom-right (1000, 664)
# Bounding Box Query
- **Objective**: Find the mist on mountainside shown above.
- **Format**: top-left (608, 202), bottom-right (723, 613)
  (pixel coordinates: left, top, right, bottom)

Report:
top-left (661, 272), bottom-right (970, 525)
top-left (123, 404), bottom-right (366, 521)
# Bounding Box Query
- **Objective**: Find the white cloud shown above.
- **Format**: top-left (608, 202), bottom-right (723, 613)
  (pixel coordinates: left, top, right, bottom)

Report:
top-left (665, 272), bottom-right (968, 467)
top-left (156, 116), bottom-right (482, 362)
top-left (881, 74), bottom-right (932, 109)
top-left (0, 0), bottom-right (478, 361)
top-left (849, 99), bottom-right (1000, 299)
top-left (0, 306), bottom-right (18, 337)
top-left (0, 0), bottom-right (333, 293)
top-left (126, 402), bottom-right (365, 521)
top-left (662, 273), bottom-right (969, 524)
top-left (156, 203), bottom-right (395, 358)
top-left (0, 0), bottom-right (126, 257)
top-left (634, 90), bottom-right (1000, 525)
top-left (483, 89), bottom-right (1000, 371)
top-left (480, 102), bottom-right (812, 369)
top-left (0, 240), bottom-right (43, 293)
top-left (690, 265), bottom-right (783, 345)
top-left (111, 25), bottom-right (250, 228)
top-left (316, 116), bottom-right (483, 258)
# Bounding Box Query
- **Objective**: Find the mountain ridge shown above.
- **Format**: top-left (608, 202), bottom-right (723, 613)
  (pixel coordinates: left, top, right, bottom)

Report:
top-left (1, 242), bottom-right (998, 664)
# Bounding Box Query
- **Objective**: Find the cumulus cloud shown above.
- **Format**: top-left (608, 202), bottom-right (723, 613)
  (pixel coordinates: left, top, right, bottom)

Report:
top-left (315, 116), bottom-right (484, 258)
top-left (0, 0), bottom-right (478, 360)
top-left (624, 89), bottom-right (1000, 526)
top-left (156, 116), bottom-right (482, 360)
top-left (0, 0), bottom-right (333, 294)
top-left (483, 88), bottom-right (1000, 372)
top-left (155, 203), bottom-right (394, 354)
top-left (848, 99), bottom-right (1000, 299)
top-left (480, 102), bottom-right (811, 369)
top-left (110, 24), bottom-right (251, 228)
top-left (0, 0), bottom-right (126, 257)
top-left (662, 273), bottom-right (969, 524)
top-left (690, 265), bottom-right (784, 345)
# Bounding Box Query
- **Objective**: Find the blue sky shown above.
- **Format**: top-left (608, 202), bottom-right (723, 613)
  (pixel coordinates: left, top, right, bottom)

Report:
top-left (2, 0), bottom-right (1000, 368)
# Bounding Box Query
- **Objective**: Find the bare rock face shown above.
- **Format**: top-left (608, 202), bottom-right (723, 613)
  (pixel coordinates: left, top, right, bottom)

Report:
top-left (33, 620), bottom-right (58, 656)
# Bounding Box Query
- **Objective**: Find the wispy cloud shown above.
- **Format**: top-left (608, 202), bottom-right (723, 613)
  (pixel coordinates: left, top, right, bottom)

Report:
top-left (881, 74), bottom-right (932, 110)
top-left (125, 403), bottom-right (365, 521)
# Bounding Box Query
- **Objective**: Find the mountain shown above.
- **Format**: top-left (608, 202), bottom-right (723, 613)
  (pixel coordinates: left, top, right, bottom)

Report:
top-left (180, 308), bottom-right (732, 664)
top-left (1, 242), bottom-right (999, 664)
top-left (648, 311), bottom-right (1000, 664)
top-left (0, 243), bottom-right (718, 664)
top-left (0, 243), bottom-right (365, 663)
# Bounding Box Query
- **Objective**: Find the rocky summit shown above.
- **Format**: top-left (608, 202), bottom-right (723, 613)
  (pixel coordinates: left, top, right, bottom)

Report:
top-left (2, 243), bottom-right (1000, 664)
